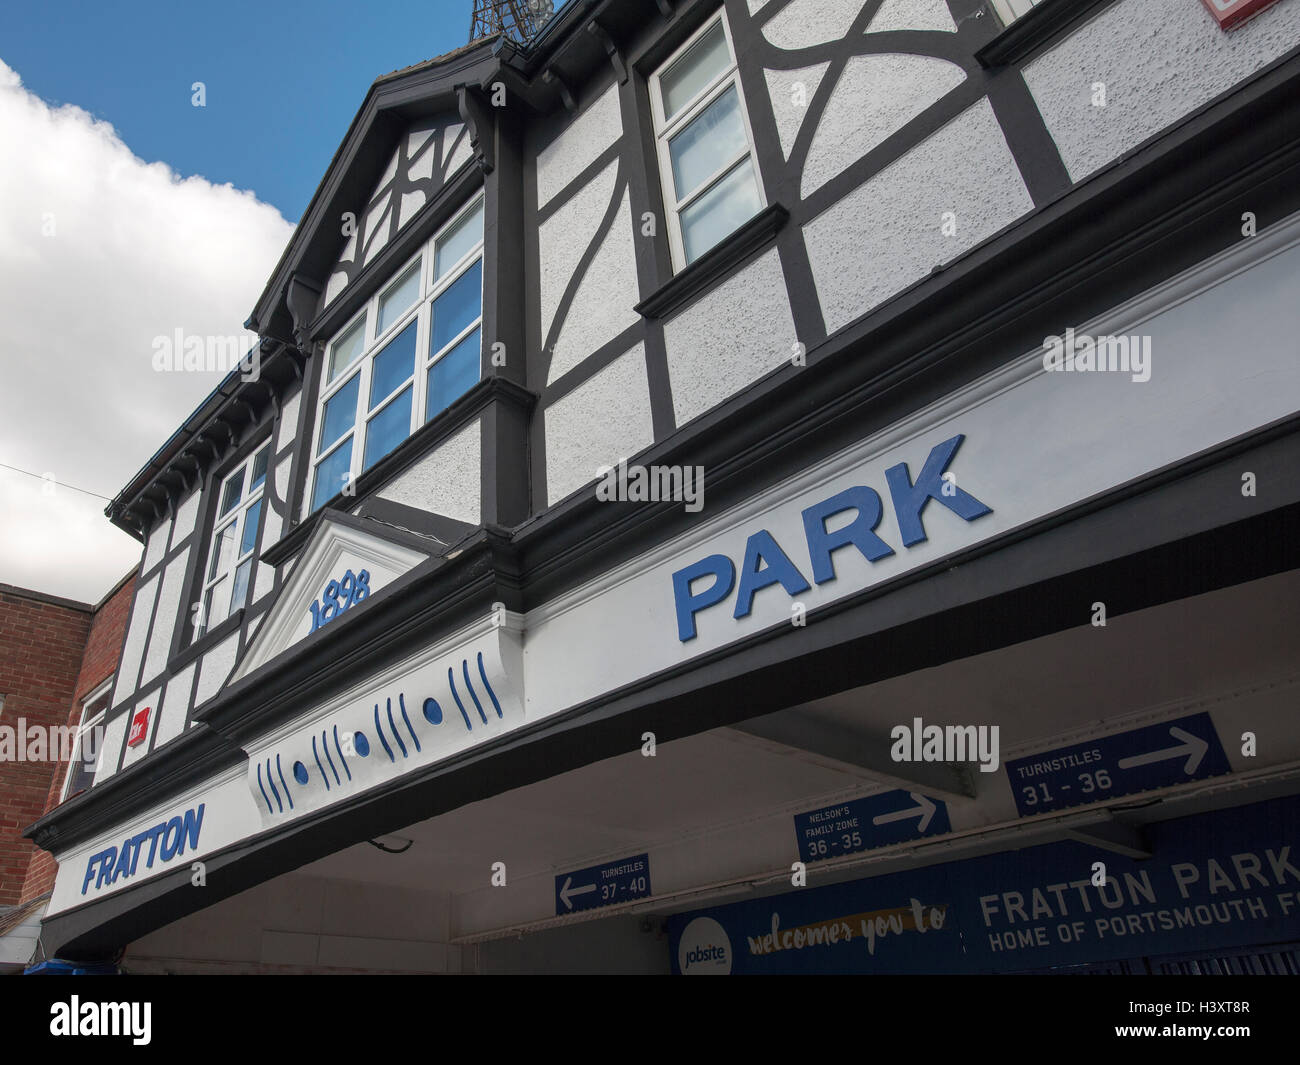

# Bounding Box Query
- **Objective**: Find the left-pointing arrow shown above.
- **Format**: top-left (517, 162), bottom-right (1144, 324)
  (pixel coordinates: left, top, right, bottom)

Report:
top-left (559, 876), bottom-right (598, 911)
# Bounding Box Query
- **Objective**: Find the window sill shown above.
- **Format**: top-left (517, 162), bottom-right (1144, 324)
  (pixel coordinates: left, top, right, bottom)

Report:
top-left (975, 0), bottom-right (1120, 67)
top-left (635, 203), bottom-right (790, 320)
top-left (267, 374), bottom-right (536, 566)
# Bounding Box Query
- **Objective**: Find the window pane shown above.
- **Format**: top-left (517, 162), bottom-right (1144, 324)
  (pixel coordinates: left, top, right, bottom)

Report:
top-left (430, 259), bottom-right (482, 355)
top-left (669, 84), bottom-right (747, 202)
top-left (435, 199), bottom-right (484, 280)
top-left (328, 315), bottom-right (367, 381)
top-left (320, 374), bottom-right (360, 451)
top-left (218, 472), bottom-right (242, 517)
top-left (426, 328), bottom-right (480, 422)
top-left (370, 321), bottom-right (418, 408)
top-left (230, 559), bottom-right (252, 614)
top-left (66, 722), bottom-right (104, 796)
top-left (204, 576), bottom-right (228, 632)
top-left (250, 447), bottom-right (269, 493)
top-left (364, 388), bottom-right (412, 470)
top-left (680, 157), bottom-right (761, 264)
top-left (239, 498), bottom-right (263, 556)
top-left (312, 438), bottom-right (353, 510)
top-left (208, 521), bottom-right (236, 580)
top-left (661, 20), bottom-right (731, 122)
top-left (378, 260), bottom-right (421, 335)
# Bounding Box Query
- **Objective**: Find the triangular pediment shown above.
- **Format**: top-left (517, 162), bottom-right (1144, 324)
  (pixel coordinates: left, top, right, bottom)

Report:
top-left (232, 512), bottom-right (436, 682)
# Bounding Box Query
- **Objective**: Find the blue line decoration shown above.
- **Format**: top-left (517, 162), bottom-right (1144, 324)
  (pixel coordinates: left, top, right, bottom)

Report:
top-left (266, 759), bottom-right (282, 813)
top-left (462, 660), bottom-right (487, 724)
top-left (332, 724), bottom-right (352, 780)
top-left (449, 667), bottom-right (471, 730)
top-left (423, 697), bottom-right (443, 725)
top-left (311, 736), bottom-right (331, 791)
top-left (276, 754), bottom-right (294, 810)
top-left (373, 703), bottom-right (396, 762)
top-left (322, 730), bottom-right (340, 785)
top-left (387, 698), bottom-right (408, 758)
top-left (477, 652), bottom-right (503, 719)
top-left (398, 693), bottom-right (421, 752)
top-left (257, 762), bottom-right (273, 814)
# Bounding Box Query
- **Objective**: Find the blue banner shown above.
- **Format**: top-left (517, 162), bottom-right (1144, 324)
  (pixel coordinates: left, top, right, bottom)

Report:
top-left (670, 793), bottom-right (1300, 974)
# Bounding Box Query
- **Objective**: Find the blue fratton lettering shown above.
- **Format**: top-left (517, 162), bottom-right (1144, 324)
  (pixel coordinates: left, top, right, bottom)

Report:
top-left (734, 529), bottom-right (811, 619)
top-left (884, 434), bottom-right (992, 548)
top-left (180, 804), bottom-right (205, 856)
top-left (672, 554), bottom-right (736, 642)
top-left (801, 486), bottom-right (894, 584)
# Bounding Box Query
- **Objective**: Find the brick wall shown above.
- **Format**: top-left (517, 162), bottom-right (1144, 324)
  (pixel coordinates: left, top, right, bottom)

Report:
top-left (17, 572), bottom-right (137, 904)
top-left (0, 586), bottom-right (92, 906)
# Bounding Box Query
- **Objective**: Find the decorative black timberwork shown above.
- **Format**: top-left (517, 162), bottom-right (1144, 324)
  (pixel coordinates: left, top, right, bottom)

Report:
top-left (587, 20), bottom-right (628, 84)
top-left (457, 85), bottom-right (497, 175)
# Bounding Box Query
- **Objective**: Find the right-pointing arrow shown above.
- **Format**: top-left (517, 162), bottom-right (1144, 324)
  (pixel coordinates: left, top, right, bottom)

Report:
top-left (1116, 726), bottom-right (1209, 775)
top-left (872, 792), bottom-right (937, 833)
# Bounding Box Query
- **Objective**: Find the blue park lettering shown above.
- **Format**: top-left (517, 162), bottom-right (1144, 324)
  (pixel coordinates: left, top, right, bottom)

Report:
top-left (672, 435), bottom-right (992, 641)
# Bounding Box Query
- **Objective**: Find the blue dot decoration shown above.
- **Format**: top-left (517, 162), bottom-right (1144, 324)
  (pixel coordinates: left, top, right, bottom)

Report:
top-left (293, 761), bottom-right (309, 785)
top-left (423, 697), bottom-right (443, 725)
top-left (354, 731), bottom-right (370, 757)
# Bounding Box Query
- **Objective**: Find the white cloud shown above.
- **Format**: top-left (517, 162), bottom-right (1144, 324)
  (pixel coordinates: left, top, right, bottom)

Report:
top-left (0, 58), bottom-right (294, 603)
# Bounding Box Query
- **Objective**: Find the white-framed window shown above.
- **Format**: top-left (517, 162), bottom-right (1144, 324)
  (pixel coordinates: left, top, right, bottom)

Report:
top-left (196, 442), bottom-right (271, 640)
top-left (309, 194), bottom-right (485, 513)
top-left (991, 0), bottom-right (1046, 25)
top-left (61, 679), bottom-right (112, 801)
top-left (649, 9), bottom-right (765, 270)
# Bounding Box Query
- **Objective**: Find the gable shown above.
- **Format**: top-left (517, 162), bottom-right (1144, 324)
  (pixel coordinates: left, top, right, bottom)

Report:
top-left (231, 513), bottom-right (437, 683)
top-left (323, 114), bottom-right (473, 307)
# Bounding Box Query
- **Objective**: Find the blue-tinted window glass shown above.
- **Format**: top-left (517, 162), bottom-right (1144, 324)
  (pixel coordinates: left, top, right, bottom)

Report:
top-left (370, 321), bottom-right (417, 408)
top-left (364, 388), bottom-right (412, 470)
top-left (239, 498), bottom-right (262, 556)
top-left (426, 328), bottom-right (480, 422)
top-left (430, 260), bottom-right (482, 356)
top-left (312, 439), bottom-right (353, 510)
top-left (319, 374), bottom-right (359, 451)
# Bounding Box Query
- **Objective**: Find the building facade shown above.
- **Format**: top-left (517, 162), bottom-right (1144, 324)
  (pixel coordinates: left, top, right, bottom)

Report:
top-left (0, 573), bottom-right (134, 971)
top-left (26, 0), bottom-right (1300, 974)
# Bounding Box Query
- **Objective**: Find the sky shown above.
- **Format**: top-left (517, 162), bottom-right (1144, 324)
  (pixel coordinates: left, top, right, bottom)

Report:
top-left (0, 1), bottom-right (477, 603)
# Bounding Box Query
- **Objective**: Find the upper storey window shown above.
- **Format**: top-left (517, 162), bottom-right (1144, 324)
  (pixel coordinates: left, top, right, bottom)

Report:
top-left (310, 194), bottom-right (485, 512)
top-left (650, 11), bottom-right (765, 269)
top-left (991, 0), bottom-right (1046, 24)
top-left (198, 443), bottom-right (270, 639)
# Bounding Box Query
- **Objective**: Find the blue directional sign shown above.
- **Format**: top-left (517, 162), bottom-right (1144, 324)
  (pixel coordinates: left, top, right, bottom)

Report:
top-left (555, 853), bottom-right (651, 916)
top-left (1005, 711), bottom-right (1230, 817)
top-left (794, 790), bottom-right (950, 863)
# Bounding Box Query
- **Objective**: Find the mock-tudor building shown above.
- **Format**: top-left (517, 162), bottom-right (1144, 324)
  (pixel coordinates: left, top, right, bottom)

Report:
top-left (26, 0), bottom-right (1300, 973)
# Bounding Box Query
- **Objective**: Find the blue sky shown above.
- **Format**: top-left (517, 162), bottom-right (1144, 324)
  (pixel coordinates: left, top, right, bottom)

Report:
top-left (3, 0), bottom-right (476, 222)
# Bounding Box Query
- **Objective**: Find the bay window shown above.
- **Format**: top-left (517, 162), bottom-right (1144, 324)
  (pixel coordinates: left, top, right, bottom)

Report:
top-left (310, 194), bottom-right (485, 512)
top-left (196, 442), bottom-right (270, 639)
